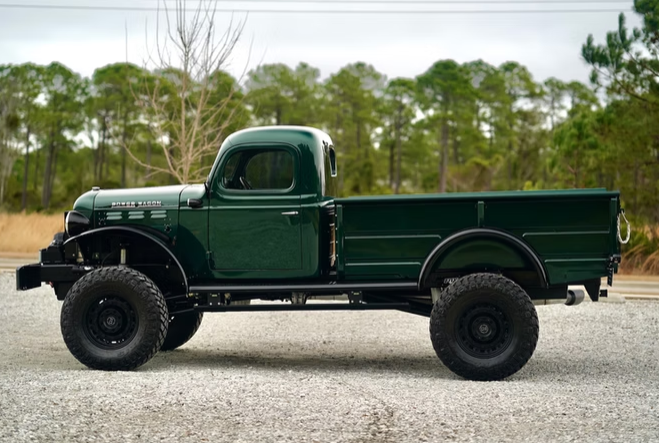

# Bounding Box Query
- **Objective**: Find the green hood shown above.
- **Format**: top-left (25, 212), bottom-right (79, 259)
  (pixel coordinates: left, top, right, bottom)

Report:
top-left (72, 185), bottom-right (201, 241)
top-left (91, 185), bottom-right (189, 211)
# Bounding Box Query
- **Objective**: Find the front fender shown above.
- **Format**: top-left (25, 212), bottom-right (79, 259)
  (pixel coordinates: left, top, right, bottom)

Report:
top-left (64, 226), bottom-right (188, 294)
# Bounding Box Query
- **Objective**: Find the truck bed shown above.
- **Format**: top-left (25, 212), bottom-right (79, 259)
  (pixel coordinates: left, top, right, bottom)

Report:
top-left (334, 188), bottom-right (621, 286)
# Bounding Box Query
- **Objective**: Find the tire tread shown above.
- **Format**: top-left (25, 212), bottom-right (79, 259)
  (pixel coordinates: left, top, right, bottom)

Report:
top-left (429, 273), bottom-right (539, 381)
top-left (60, 266), bottom-right (168, 371)
top-left (160, 312), bottom-right (203, 351)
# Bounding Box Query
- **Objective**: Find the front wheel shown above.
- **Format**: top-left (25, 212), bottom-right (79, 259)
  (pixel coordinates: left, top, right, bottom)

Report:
top-left (429, 273), bottom-right (539, 381)
top-left (60, 267), bottom-right (169, 371)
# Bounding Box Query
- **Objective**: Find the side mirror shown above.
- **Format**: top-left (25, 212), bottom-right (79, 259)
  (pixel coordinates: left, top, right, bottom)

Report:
top-left (187, 198), bottom-right (203, 208)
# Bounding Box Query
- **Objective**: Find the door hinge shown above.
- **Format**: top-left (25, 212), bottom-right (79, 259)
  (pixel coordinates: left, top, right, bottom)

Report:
top-left (206, 251), bottom-right (215, 268)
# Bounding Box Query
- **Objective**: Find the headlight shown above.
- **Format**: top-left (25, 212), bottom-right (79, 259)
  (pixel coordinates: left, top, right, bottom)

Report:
top-left (65, 211), bottom-right (90, 237)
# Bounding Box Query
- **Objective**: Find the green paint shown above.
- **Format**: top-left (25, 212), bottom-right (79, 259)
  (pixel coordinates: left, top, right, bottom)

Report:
top-left (71, 190), bottom-right (97, 219)
top-left (70, 125), bottom-right (622, 290)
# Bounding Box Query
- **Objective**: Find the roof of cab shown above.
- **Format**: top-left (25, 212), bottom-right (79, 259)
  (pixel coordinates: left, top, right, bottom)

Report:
top-left (220, 125), bottom-right (333, 154)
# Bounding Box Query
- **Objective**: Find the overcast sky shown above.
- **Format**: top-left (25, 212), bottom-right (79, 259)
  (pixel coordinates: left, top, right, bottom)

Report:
top-left (0, 1), bottom-right (642, 86)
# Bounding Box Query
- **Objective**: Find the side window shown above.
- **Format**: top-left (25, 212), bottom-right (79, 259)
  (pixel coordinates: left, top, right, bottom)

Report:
top-left (245, 150), bottom-right (294, 189)
top-left (221, 148), bottom-right (295, 191)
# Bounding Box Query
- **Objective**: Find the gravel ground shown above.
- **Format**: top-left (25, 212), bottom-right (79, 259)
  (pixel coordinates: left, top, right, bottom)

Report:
top-left (1, 273), bottom-right (658, 443)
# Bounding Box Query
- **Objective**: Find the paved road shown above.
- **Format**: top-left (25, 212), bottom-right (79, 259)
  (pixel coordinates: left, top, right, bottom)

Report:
top-left (1, 273), bottom-right (658, 442)
top-left (0, 257), bottom-right (32, 271)
top-left (604, 279), bottom-right (659, 300)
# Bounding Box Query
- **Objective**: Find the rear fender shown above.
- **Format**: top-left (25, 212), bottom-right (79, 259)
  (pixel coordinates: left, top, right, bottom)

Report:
top-left (418, 228), bottom-right (548, 290)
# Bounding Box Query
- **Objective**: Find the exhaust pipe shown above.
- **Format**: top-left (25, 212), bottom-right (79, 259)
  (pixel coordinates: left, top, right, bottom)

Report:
top-left (565, 289), bottom-right (585, 306)
top-left (534, 289), bottom-right (585, 306)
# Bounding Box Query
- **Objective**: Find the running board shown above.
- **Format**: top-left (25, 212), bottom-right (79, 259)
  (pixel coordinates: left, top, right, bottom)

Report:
top-left (188, 282), bottom-right (418, 295)
top-left (195, 302), bottom-right (412, 313)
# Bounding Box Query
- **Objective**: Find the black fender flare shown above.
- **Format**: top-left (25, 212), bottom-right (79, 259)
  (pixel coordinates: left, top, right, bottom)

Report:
top-left (417, 228), bottom-right (548, 290)
top-left (64, 226), bottom-right (188, 293)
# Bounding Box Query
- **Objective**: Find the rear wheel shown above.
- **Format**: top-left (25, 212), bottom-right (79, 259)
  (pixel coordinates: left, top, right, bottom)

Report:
top-left (161, 312), bottom-right (204, 351)
top-left (429, 273), bottom-right (539, 381)
top-left (60, 267), bottom-right (168, 371)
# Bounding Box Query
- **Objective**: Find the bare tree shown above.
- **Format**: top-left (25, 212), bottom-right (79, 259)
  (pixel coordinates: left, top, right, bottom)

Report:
top-left (127, 0), bottom-right (250, 183)
top-left (0, 70), bottom-right (20, 206)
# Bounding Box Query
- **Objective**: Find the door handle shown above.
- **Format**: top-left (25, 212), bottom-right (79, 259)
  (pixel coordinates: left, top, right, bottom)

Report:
top-left (281, 211), bottom-right (298, 216)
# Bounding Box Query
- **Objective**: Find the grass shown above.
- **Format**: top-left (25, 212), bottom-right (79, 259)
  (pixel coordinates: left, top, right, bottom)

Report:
top-left (0, 212), bottom-right (657, 275)
top-left (619, 224), bottom-right (659, 275)
top-left (0, 212), bottom-right (63, 255)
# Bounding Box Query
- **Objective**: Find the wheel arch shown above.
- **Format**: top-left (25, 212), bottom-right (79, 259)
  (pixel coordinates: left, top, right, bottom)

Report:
top-left (418, 228), bottom-right (548, 290)
top-left (64, 226), bottom-right (189, 294)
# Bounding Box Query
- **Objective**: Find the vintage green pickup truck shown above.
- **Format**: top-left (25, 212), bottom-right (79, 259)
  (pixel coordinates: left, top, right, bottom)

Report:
top-left (16, 126), bottom-right (628, 381)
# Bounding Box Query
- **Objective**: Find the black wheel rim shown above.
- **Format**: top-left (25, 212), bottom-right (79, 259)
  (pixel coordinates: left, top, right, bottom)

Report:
top-left (455, 302), bottom-right (513, 358)
top-left (84, 296), bottom-right (139, 349)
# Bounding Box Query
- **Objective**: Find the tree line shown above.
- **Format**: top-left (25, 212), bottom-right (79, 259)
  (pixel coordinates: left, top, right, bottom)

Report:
top-left (1, 1), bottom-right (659, 228)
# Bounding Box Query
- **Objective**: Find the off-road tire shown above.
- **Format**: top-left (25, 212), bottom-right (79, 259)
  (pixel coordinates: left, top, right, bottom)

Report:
top-left (60, 266), bottom-right (169, 371)
top-left (160, 312), bottom-right (204, 351)
top-left (429, 273), bottom-right (539, 381)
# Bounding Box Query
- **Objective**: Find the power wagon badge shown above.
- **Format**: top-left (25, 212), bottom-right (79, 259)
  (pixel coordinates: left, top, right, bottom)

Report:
top-left (111, 201), bottom-right (162, 208)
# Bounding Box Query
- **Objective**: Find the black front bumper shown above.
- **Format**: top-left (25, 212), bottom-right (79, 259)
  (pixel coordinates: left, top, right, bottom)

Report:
top-left (16, 233), bottom-right (84, 298)
top-left (16, 263), bottom-right (42, 291)
top-left (16, 263), bottom-right (84, 291)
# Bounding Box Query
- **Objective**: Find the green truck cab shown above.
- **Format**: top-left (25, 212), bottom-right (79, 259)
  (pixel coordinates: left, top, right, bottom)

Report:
top-left (16, 125), bottom-right (627, 381)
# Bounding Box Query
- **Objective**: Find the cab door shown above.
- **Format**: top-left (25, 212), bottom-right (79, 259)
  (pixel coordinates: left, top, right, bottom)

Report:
top-left (208, 144), bottom-right (302, 275)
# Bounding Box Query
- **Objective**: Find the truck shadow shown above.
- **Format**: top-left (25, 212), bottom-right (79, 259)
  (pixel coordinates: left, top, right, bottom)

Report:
top-left (147, 347), bottom-right (456, 378)
top-left (144, 348), bottom-right (636, 382)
